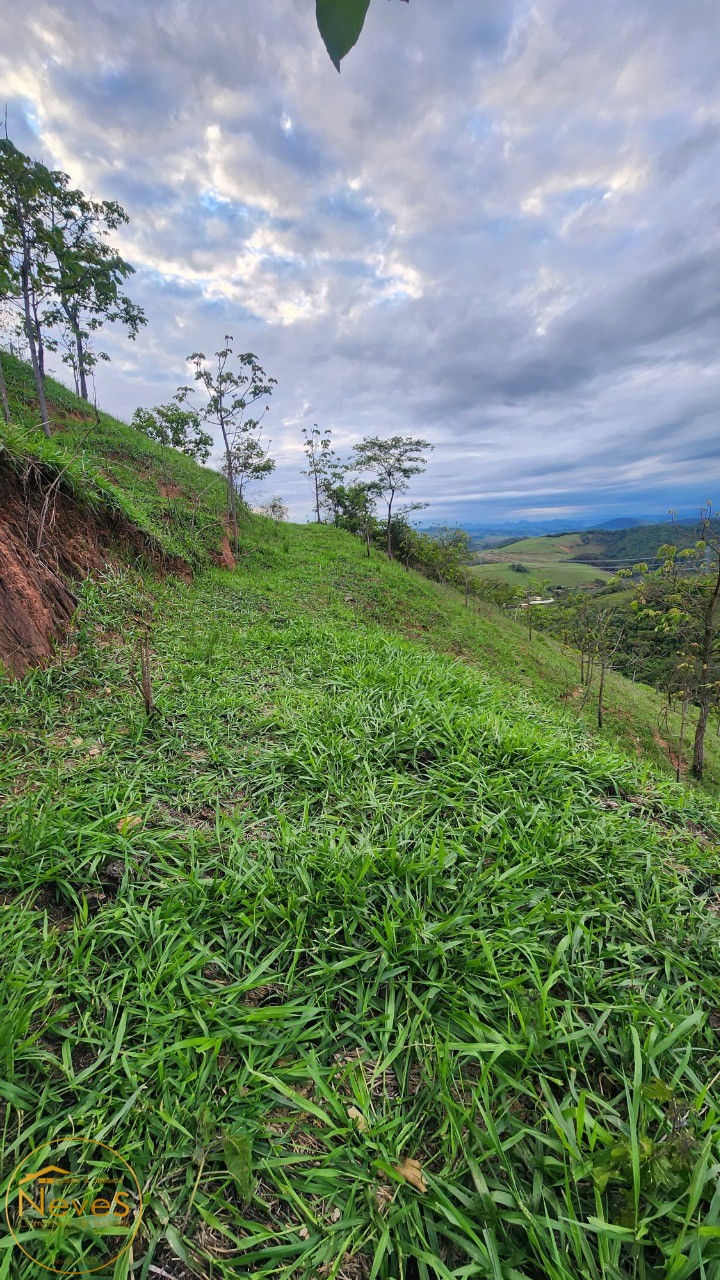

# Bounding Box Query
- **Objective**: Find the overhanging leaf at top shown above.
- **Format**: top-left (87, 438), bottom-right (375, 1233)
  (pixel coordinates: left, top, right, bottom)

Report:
top-left (316, 0), bottom-right (409, 71)
top-left (316, 0), bottom-right (372, 69)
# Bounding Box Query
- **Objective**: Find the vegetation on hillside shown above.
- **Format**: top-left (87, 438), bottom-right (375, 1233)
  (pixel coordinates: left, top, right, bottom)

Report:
top-left (0, 349), bottom-right (228, 568)
top-left (2, 342), bottom-right (720, 1275)
top-left (3, 512), bottom-right (720, 1277)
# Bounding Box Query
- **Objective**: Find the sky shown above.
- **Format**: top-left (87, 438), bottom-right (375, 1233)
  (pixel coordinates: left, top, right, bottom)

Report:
top-left (2, 0), bottom-right (720, 524)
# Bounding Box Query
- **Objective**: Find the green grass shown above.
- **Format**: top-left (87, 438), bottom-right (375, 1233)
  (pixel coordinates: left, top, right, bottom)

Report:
top-left (492, 535), bottom-right (607, 562)
top-left (0, 350), bottom-right (228, 568)
top-left (2, 362), bottom-right (720, 1276)
top-left (471, 561), bottom-right (610, 588)
top-left (473, 533), bottom-right (612, 589)
top-left (2, 524), bottom-right (720, 1278)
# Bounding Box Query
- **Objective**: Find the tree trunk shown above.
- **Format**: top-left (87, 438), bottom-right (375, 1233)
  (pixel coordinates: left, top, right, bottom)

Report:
top-left (21, 267), bottom-right (51, 437)
top-left (692, 694), bottom-right (710, 781)
top-left (678, 696), bottom-right (689, 784)
top-left (0, 355), bottom-right (10, 424)
top-left (314, 468), bottom-right (321, 523)
top-left (219, 414), bottom-right (239, 552)
top-left (31, 290), bottom-right (45, 378)
top-left (597, 662), bottom-right (606, 729)
top-left (75, 327), bottom-right (88, 401)
top-left (692, 581), bottom-right (720, 780)
top-left (12, 175), bottom-right (51, 438)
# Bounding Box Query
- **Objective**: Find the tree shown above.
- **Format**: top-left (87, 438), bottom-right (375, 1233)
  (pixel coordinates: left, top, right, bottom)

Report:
top-left (593, 607), bottom-right (626, 730)
top-left (395, 522), bottom-right (472, 586)
top-left (186, 339), bottom-right (276, 551)
top-left (257, 495), bottom-right (288, 522)
top-left (474, 577), bottom-right (525, 610)
top-left (316, 0), bottom-right (409, 70)
top-left (324, 476), bottom-right (382, 555)
top-left (317, 455), bottom-right (381, 538)
top-left (0, 139), bottom-right (56, 435)
top-left (302, 424), bottom-right (334, 522)
top-left (44, 187), bottom-right (146, 401)
top-left (516, 577), bottom-right (552, 642)
top-left (132, 391), bottom-right (213, 463)
top-left (221, 432), bottom-right (276, 503)
top-left (0, 137), bottom-right (146, 428)
top-left (633, 509), bottom-right (720, 780)
top-left (351, 434), bottom-right (432, 559)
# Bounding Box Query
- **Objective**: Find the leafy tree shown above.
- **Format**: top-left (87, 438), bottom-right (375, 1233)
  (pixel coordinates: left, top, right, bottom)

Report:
top-left (397, 522), bottom-right (472, 587)
top-left (186, 339), bottom-right (276, 551)
top-left (44, 186), bottom-right (146, 401)
top-left (632, 509), bottom-right (720, 779)
top-left (516, 577), bottom-right (552, 642)
top-left (351, 434), bottom-right (432, 559)
top-left (0, 136), bottom-right (146, 430)
top-left (132, 391), bottom-right (213, 463)
top-left (474, 577), bottom-right (525, 609)
top-left (301, 424), bottom-right (335, 523)
top-left (316, 0), bottom-right (409, 70)
top-left (0, 139), bottom-right (56, 435)
top-left (327, 477), bottom-right (382, 554)
top-left (221, 432), bottom-right (276, 503)
top-left (317, 454), bottom-right (380, 538)
top-left (257, 495), bottom-right (289, 522)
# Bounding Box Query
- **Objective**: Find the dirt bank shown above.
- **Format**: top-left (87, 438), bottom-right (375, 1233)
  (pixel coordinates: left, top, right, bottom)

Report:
top-left (0, 459), bottom-right (190, 676)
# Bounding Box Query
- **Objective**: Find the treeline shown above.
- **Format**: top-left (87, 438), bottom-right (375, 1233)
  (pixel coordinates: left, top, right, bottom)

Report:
top-left (300, 425), bottom-right (477, 589)
top-left (534, 519), bottom-right (720, 780)
top-left (0, 137), bottom-right (145, 435)
top-left (569, 522), bottom-right (720, 572)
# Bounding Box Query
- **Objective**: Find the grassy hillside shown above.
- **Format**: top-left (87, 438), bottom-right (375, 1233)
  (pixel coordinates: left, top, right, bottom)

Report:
top-left (0, 350), bottom-right (229, 567)
top-left (2, 363), bottom-right (720, 1277)
top-left (485, 524), bottom-right (718, 579)
top-left (471, 560), bottom-right (610, 588)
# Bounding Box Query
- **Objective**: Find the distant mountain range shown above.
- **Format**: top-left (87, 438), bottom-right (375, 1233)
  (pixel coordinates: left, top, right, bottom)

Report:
top-left (595, 517), bottom-right (646, 530)
top-left (420, 513), bottom-right (703, 545)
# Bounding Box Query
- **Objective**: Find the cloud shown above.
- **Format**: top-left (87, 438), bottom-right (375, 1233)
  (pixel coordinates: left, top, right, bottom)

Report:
top-left (1, 0), bottom-right (720, 520)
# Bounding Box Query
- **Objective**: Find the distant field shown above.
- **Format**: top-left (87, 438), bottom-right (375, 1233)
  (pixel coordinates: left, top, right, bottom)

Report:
top-left (492, 532), bottom-right (607, 560)
top-left (471, 560), bottom-right (611, 588)
top-left (472, 531), bottom-right (612, 588)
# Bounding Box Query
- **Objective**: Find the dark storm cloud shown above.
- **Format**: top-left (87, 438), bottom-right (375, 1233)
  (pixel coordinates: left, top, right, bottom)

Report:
top-left (1, 0), bottom-right (720, 520)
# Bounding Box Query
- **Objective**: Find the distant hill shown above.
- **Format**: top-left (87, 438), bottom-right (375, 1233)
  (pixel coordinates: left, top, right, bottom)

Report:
top-left (473, 519), bottom-right (718, 585)
top-left (596, 517), bottom-right (646, 530)
top-left (570, 521), bottom-right (718, 570)
top-left (424, 513), bottom-right (706, 549)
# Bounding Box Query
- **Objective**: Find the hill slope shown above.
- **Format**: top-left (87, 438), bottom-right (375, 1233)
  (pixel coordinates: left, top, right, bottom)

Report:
top-left (2, 362), bottom-right (720, 1278)
top-left (473, 532), bottom-right (613, 588)
top-left (0, 350), bottom-right (232, 673)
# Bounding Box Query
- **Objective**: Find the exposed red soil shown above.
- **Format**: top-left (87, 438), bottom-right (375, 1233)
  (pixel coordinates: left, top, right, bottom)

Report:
top-left (0, 459), bottom-right (191, 677)
top-left (652, 727), bottom-right (686, 775)
top-left (213, 534), bottom-right (236, 570)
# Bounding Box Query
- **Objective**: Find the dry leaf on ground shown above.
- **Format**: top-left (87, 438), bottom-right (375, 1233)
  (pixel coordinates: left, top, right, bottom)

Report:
top-left (393, 1158), bottom-right (427, 1193)
top-left (347, 1106), bottom-right (368, 1132)
top-left (117, 814), bottom-right (142, 834)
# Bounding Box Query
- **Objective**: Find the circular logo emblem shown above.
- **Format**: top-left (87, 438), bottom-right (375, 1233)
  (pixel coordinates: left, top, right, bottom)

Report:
top-left (5, 1137), bottom-right (143, 1276)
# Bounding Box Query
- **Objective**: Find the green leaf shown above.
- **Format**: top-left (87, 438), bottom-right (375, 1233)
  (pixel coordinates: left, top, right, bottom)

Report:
top-left (223, 1133), bottom-right (254, 1201)
top-left (316, 0), bottom-right (373, 70)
